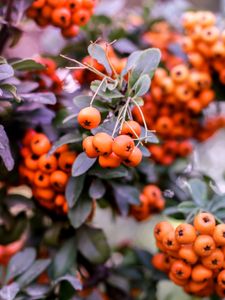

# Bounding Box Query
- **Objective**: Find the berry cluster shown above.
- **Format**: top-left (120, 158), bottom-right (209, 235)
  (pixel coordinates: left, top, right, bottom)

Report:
top-left (143, 21), bottom-right (183, 69)
top-left (26, 0), bottom-right (96, 38)
top-left (153, 212), bottom-right (225, 297)
top-left (130, 185), bottom-right (165, 221)
top-left (19, 129), bottom-right (77, 213)
top-left (78, 107), bottom-right (143, 168)
top-left (22, 57), bottom-right (62, 94)
top-left (182, 11), bottom-right (225, 84)
top-left (73, 45), bottom-right (127, 85)
top-left (133, 64), bottom-right (216, 165)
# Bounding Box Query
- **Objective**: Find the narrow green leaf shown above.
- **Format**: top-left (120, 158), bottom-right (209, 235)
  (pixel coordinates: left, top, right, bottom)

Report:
top-left (68, 196), bottom-right (93, 229)
top-left (72, 152), bottom-right (96, 177)
top-left (65, 175), bottom-right (85, 208)
top-left (88, 43), bottom-right (112, 75)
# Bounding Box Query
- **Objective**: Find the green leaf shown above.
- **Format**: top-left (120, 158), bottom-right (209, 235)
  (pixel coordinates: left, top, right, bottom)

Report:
top-left (91, 117), bottom-right (117, 135)
top-left (89, 165), bottom-right (128, 179)
top-left (17, 259), bottom-right (51, 288)
top-left (72, 152), bottom-right (96, 177)
top-left (121, 50), bottom-right (142, 76)
top-left (139, 145), bottom-right (151, 157)
top-left (54, 274), bottom-right (82, 291)
top-left (0, 84), bottom-right (21, 101)
top-left (0, 64), bottom-right (14, 81)
top-left (77, 225), bottom-right (110, 264)
top-left (21, 92), bottom-right (56, 105)
top-left (112, 183), bottom-right (140, 216)
top-left (11, 59), bottom-right (44, 71)
top-left (0, 283), bottom-right (19, 300)
top-left (48, 132), bottom-right (82, 156)
top-left (188, 178), bottom-right (208, 207)
top-left (91, 80), bottom-right (123, 99)
top-left (65, 175), bottom-right (85, 208)
top-left (131, 74), bottom-right (151, 97)
top-left (88, 43), bottom-right (112, 75)
top-left (89, 179), bottom-right (106, 199)
top-left (130, 48), bottom-right (161, 86)
top-left (52, 238), bottom-right (76, 279)
top-left (5, 248), bottom-right (36, 283)
top-left (178, 201), bottom-right (197, 214)
top-left (68, 196), bottom-right (93, 229)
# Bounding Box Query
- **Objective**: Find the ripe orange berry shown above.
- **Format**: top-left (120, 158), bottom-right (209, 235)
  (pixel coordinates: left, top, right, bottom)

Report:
top-left (194, 212), bottom-right (216, 235)
top-left (34, 171), bottom-right (50, 188)
top-left (201, 26), bottom-right (220, 44)
top-left (193, 235), bottom-right (216, 257)
top-left (201, 249), bottom-right (224, 270)
top-left (175, 84), bottom-right (193, 102)
top-left (178, 140), bottom-right (193, 157)
top-left (169, 272), bottom-right (188, 286)
top-left (123, 147), bottom-right (142, 167)
top-left (82, 136), bottom-right (99, 158)
top-left (38, 154), bottom-right (58, 173)
top-left (61, 24), bottom-right (79, 38)
top-left (175, 223), bottom-right (197, 244)
top-left (187, 280), bottom-right (209, 294)
top-left (55, 194), bottom-right (66, 206)
top-left (98, 152), bottom-right (121, 168)
top-left (143, 185), bottom-right (162, 200)
top-left (191, 264), bottom-right (213, 282)
top-left (217, 270), bottom-right (225, 288)
top-left (34, 187), bottom-right (55, 202)
top-left (160, 77), bottom-right (174, 94)
top-left (196, 11), bottom-right (215, 27)
top-left (155, 116), bottom-right (173, 135)
top-left (92, 132), bottom-right (113, 156)
top-left (77, 107), bottom-right (101, 130)
top-left (53, 144), bottom-right (69, 159)
top-left (52, 8), bottom-right (71, 28)
top-left (67, 0), bottom-right (82, 12)
top-left (171, 260), bottom-right (192, 280)
top-left (20, 147), bottom-right (32, 159)
top-left (152, 253), bottom-right (169, 272)
top-left (112, 135), bottom-right (135, 159)
top-left (121, 121), bottom-right (141, 139)
top-left (178, 245), bottom-right (198, 265)
top-left (154, 221), bottom-right (174, 242)
top-left (24, 154), bottom-right (39, 171)
top-left (30, 133), bottom-right (51, 156)
top-left (19, 165), bottom-right (35, 184)
top-left (82, 0), bottom-right (96, 9)
top-left (182, 12), bottom-right (197, 29)
top-left (162, 231), bottom-right (180, 251)
top-left (58, 151), bottom-right (77, 172)
top-left (50, 170), bottom-right (68, 191)
top-left (32, 0), bottom-right (46, 8)
top-left (72, 9), bottom-right (91, 26)
top-left (41, 5), bottom-right (53, 19)
top-left (213, 224), bottom-right (225, 246)
top-left (47, 0), bottom-right (66, 7)
top-left (171, 64), bottom-right (189, 83)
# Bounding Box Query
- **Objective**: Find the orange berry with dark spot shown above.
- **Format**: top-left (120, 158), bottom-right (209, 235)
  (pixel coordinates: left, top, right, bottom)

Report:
top-left (171, 64), bottom-right (189, 83)
top-left (162, 231), bottom-right (180, 251)
top-left (50, 170), bottom-right (68, 191)
top-left (53, 144), bottom-right (69, 159)
top-left (83, 136), bottom-right (99, 158)
top-left (193, 235), bottom-right (216, 257)
top-left (72, 9), bottom-right (91, 26)
top-left (92, 133), bottom-right (113, 156)
top-left (24, 153), bottom-right (40, 171)
top-left (38, 154), bottom-right (58, 174)
top-left (61, 24), bottom-right (79, 38)
top-left (175, 223), bottom-right (197, 244)
top-left (191, 264), bottom-right (213, 282)
top-left (58, 151), bottom-right (77, 172)
top-left (30, 133), bottom-right (51, 156)
top-left (218, 270), bottom-right (225, 288)
top-left (201, 249), bottom-right (224, 270)
top-left (52, 7), bottom-right (71, 28)
top-left (67, 0), bottom-right (82, 12)
top-left (178, 245), bottom-right (198, 265)
top-left (154, 221), bottom-right (174, 242)
top-left (123, 147), bottom-right (142, 167)
top-left (112, 135), bottom-right (135, 159)
top-left (194, 212), bottom-right (216, 235)
top-left (98, 152), bottom-right (121, 168)
top-left (55, 194), bottom-right (66, 206)
top-left (34, 171), bottom-right (50, 188)
top-left (171, 260), bottom-right (192, 280)
top-left (213, 224), bottom-right (225, 246)
top-left (121, 121), bottom-right (141, 139)
top-left (22, 129), bottom-right (37, 147)
top-left (77, 107), bottom-right (101, 130)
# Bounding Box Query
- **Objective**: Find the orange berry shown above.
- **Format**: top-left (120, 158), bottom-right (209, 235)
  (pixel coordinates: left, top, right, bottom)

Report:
top-left (154, 221), bottom-right (173, 242)
top-left (171, 260), bottom-right (192, 280)
top-left (24, 153), bottom-right (39, 171)
top-left (171, 64), bottom-right (189, 83)
top-left (34, 171), bottom-right (50, 188)
top-left (34, 187), bottom-right (55, 202)
top-left (52, 7), bottom-right (71, 28)
top-left (41, 5), bottom-right (53, 19)
top-left (50, 170), bottom-right (68, 191)
top-left (193, 235), bottom-right (216, 257)
top-left (30, 133), bottom-right (51, 156)
top-left (217, 270), bottom-right (225, 288)
top-left (53, 144), bottom-right (69, 159)
top-left (178, 245), bottom-right (198, 265)
top-left (92, 132), bottom-right (113, 156)
top-left (22, 129), bottom-right (37, 147)
top-left (194, 212), bottom-right (216, 235)
top-left (162, 231), bottom-right (180, 251)
top-left (112, 135), bottom-right (135, 159)
top-left (201, 26), bottom-right (220, 44)
top-left (213, 224), bottom-right (225, 246)
top-left (61, 24), bottom-right (79, 38)
top-left (82, 0), bottom-right (96, 9)
top-left (72, 9), bottom-right (91, 26)
top-left (83, 136), bottom-right (99, 158)
top-left (77, 107), bottom-right (101, 130)
top-left (38, 154), bottom-right (58, 174)
top-left (121, 121), bottom-right (141, 139)
top-left (58, 151), bottom-right (77, 172)
top-left (98, 152), bottom-right (121, 168)
top-left (169, 272), bottom-right (188, 286)
top-left (175, 223), bottom-right (197, 244)
top-left (123, 147), bottom-right (142, 167)
top-left (32, 0), bottom-right (46, 8)
top-left (55, 194), bottom-right (66, 206)
top-left (67, 0), bottom-right (82, 12)
top-left (201, 248), bottom-right (224, 270)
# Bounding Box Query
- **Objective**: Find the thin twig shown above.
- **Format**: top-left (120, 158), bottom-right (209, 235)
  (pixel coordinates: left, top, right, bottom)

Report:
top-left (131, 98), bottom-right (148, 142)
top-left (90, 77), bottom-right (106, 106)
